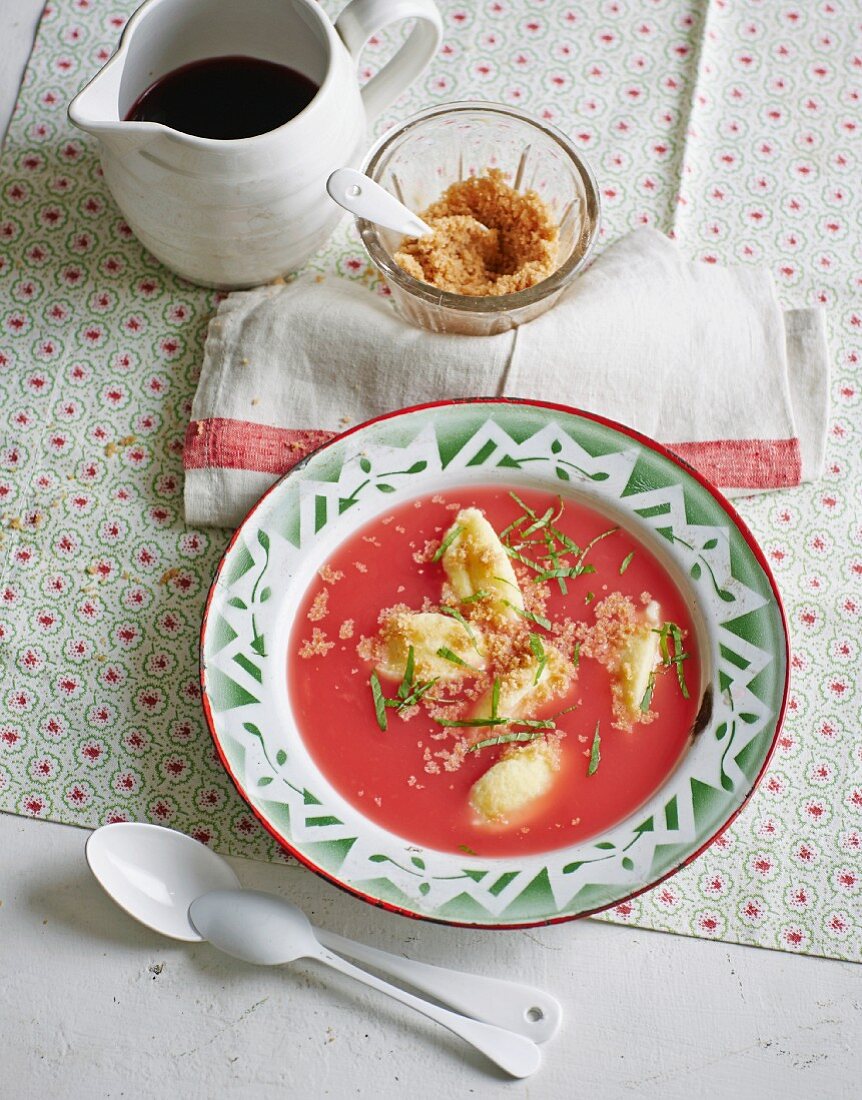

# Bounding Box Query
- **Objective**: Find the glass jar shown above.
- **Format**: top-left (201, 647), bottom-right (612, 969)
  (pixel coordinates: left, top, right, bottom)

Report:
top-left (357, 101), bottom-right (601, 337)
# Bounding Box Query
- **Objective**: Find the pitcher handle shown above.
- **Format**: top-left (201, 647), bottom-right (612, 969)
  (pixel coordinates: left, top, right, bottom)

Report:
top-left (335, 0), bottom-right (442, 123)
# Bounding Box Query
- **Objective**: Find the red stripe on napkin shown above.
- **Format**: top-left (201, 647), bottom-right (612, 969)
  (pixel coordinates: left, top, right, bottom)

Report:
top-left (184, 418), bottom-right (336, 474)
top-left (668, 438), bottom-right (802, 489)
top-left (184, 417), bottom-right (803, 489)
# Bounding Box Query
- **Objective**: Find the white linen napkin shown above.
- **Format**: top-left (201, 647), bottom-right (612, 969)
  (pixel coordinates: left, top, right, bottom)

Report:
top-left (184, 229), bottom-right (829, 529)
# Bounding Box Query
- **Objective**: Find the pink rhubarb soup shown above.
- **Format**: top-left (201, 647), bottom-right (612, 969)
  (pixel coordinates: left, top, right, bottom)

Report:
top-left (288, 486), bottom-right (702, 857)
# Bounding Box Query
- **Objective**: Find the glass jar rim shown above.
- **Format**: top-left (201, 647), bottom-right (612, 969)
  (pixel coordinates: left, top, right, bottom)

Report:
top-left (357, 100), bottom-right (602, 313)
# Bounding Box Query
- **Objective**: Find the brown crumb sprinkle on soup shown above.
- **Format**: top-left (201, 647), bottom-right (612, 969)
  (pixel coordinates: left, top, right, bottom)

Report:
top-left (288, 487), bottom-right (701, 857)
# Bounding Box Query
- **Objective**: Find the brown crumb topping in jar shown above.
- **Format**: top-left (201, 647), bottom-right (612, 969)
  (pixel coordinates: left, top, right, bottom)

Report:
top-left (393, 168), bottom-right (558, 296)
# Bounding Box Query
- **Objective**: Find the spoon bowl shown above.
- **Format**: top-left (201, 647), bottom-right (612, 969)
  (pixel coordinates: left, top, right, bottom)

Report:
top-left (86, 821), bottom-right (240, 941)
top-left (189, 888), bottom-right (318, 965)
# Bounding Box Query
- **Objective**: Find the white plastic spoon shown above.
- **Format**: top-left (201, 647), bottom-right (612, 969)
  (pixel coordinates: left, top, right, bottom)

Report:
top-left (85, 823), bottom-right (561, 1042)
top-left (326, 167), bottom-right (434, 237)
top-left (190, 888), bottom-right (540, 1078)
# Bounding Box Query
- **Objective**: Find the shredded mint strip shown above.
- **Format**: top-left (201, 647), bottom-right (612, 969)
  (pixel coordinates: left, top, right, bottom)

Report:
top-left (436, 645), bottom-right (479, 670)
top-left (619, 551), bottom-right (635, 574)
top-left (548, 524), bottom-right (580, 555)
top-left (438, 716), bottom-right (509, 728)
top-left (575, 525), bottom-right (620, 573)
top-left (504, 495), bottom-right (583, 589)
top-left (587, 721), bottom-right (601, 775)
top-left (669, 622), bottom-right (690, 698)
top-left (653, 621), bottom-right (691, 699)
top-left (544, 530), bottom-right (568, 594)
top-left (522, 506), bottom-right (556, 537)
top-left (536, 564), bottom-right (596, 581)
top-left (508, 491), bottom-right (538, 519)
top-left (640, 670), bottom-right (656, 712)
top-left (654, 623), bottom-right (672, 665)
top-left (503, 600), bottom-right (552, 630)
top-left (369, 672), bottom-right (387, 731)
top-left (372, 650), bottom-right (440, 722)
top-left (503, 493), bottom-right (614, 601)
top-left (501, 545), bottom-right (544, 572)
top-left (491, 677), bottom-right (500, 719)
top-left (465, 731), bottom-right (544, 754)
top-left (529, 632), bottom-right (547, 684)
top-left (432, 524), bottom-right (462, 563)
top-left (398, 677), bottom-right (438, 709)
top-left (439, 605), bottom-right (481, 652)
top-left (437, 713), bottom-right (554, 731)
top-left (499, 513), bottom-right (529, 541)
top-left (551, 704), bottom-right (578, 721)
top-left (397, 646), bottom-right (415, 700)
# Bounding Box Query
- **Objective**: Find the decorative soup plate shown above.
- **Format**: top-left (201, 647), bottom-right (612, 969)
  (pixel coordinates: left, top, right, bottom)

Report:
top-left (200, 400), bottom-right (789, 927)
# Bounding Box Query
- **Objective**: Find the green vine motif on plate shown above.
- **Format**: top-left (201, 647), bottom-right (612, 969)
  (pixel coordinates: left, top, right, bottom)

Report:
top-left (224, 530), bottom-right (271, 665)
top-left (367, 851), bottom-right (490, 896)
top-left (339, 459), bottom-right (429, 510)
top-left (562, 827), bottom-right (649, 875)
top-left (494, 442), bottom-right (611, 484)
top-left (714, 712), bottom-right (762, 792)
top-left (249, 530), bottom-right (271, 656)
top-left (243, 722), bottom-right (301, 794)
top-left (669, 533), bottom-right (736, 603)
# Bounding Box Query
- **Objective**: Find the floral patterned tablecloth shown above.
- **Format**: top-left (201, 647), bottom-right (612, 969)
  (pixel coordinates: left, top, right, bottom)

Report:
top-left (0, 0), bottom-right (858, 961)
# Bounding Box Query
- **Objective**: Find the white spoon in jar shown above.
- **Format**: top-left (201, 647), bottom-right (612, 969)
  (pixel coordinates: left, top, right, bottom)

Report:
top-left (86, 824), bottom-right (561, 1050)
top-left (326, 167), bottom-right (433, 236)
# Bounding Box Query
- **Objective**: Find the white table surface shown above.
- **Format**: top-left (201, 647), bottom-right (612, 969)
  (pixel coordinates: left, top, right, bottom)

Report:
top-left (0, 5), bottom-right (858, 1099)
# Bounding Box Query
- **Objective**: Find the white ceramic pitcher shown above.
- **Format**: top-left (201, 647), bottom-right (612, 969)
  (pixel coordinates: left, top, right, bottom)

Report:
top-left (68, 0), bottom-right (442, 287)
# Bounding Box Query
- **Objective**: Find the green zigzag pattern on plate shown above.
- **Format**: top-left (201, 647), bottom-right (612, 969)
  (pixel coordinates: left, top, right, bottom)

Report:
top-left (203, 404), bottom-right (785, 924)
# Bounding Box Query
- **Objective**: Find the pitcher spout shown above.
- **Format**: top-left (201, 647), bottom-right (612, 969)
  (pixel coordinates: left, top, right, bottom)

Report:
top-left (68, 54), bottom-right (126, 135)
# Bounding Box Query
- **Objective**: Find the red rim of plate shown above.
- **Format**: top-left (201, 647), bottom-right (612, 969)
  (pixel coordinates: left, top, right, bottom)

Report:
top-left (199, 397), bottom-right (791, 930)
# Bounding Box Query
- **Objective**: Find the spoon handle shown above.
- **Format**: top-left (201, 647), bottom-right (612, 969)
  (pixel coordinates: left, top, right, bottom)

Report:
top-left (316, 928), bottom-right (561, 1043)
top-left (313, 947), bottom-right (541, 1078)
top-left (326, 168), bottom-right (433, 237)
